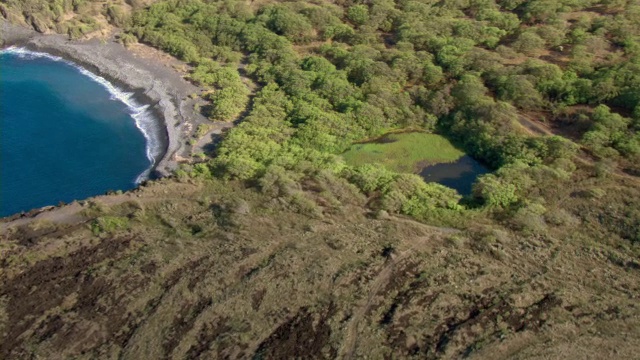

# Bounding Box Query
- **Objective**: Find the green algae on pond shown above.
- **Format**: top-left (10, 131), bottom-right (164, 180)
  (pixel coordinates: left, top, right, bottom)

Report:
top-left (341, 132), bottom-right (465, 173)
top-left (342, 132), bottom-right (490, 195)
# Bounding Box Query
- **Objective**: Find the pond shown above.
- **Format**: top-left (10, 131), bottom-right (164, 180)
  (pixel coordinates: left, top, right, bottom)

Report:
top-left (341, 131), bottom-right (490, 195)
top-left (419, 155), bottom-right (490, 195)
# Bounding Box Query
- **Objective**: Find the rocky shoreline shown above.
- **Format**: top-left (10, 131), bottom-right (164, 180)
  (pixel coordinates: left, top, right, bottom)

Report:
top-left (1, 20), bottom-right (207, 177)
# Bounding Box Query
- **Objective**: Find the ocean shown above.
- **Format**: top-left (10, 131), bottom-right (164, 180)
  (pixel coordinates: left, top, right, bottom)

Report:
top-left (0, 48), bottom-right (160, 217)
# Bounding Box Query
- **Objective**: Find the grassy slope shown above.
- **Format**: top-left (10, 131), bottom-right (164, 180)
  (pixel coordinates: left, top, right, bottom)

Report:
top-left (1, 175), bottom-right (640, 359)
top-left (342, 133), bottom-right (465, 173)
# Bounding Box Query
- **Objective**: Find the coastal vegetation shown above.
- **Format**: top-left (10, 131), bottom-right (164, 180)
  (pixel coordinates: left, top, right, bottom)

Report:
top-left (2, 0), bottom-right (640, 357)
top-left (3, 0), bottom-right (640, 262)
top-left (3, 0), bottom-right (640, 293)
top-left (1, 0), bottom-right (114, 38)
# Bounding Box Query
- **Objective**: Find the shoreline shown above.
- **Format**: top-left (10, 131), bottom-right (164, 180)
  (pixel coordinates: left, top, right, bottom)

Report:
top-left (1, 20), bottom-right (207, 178)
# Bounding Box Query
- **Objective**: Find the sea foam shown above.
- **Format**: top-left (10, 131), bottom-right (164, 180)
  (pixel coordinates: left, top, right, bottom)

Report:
top-left (0, 46), bottom-right (164, 183)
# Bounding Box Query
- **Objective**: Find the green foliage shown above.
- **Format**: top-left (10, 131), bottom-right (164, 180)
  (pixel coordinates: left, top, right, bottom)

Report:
top-left (27, 0), bottom-right (637, 224)
top-left (91, 216), bottom-right (129, 235)
top-left (383, 174), bottom-right (463, 215)
top-left (117, 33), bottom-right (137, 47)
top-left (347, 5), bottom-right (369, 27)
top-left (190, 59), bottom-right (250, 121)
top-left (105, 5), bottom-right (128, 27)
top-left (511, 202), bottom-right (548, 234)
top-left (583, 105), bottom-right (639, 158)
top-left (258, 165), bottom-right (300, 197)
top-left (512, 31), bottom-right (546, 56)
top-left (259, 4), bottom-right (314, 43)
top-left (191, 163), bottom-right (213, 178)
top-left (497, 75), bottom-right (544, 110)
top-left (344, 165), bottom-right (463, 224)
top-left (345, 164), bottom-right (396, 194)
top-left (206, 86), bottom-right (249, 121)
top-left (123, 0), bottom-right (604, 220)
top-left (212, 83), bottom-right (294, 179)
top-left (473, 174), bottom-right (519, 208)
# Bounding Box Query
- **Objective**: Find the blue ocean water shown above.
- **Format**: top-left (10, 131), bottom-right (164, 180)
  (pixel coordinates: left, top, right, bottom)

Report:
top-left (0, 48), bottom-right (159, 217)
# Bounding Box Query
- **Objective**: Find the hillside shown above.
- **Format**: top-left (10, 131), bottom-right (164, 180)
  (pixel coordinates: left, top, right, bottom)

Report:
top-left (2, 0), bottom-right (640, 358)
top-left (1, 176), bottom-right (639, 359)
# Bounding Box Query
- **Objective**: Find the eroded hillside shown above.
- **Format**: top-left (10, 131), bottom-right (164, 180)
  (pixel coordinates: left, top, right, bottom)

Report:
top-left (1, 176), bottom-right (639, 359)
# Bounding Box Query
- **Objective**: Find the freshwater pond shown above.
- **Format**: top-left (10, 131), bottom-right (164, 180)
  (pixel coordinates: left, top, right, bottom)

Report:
top-left (341, 131), bottom-right (490, 195)
top-left (419, 155), bottom-right (490, 195)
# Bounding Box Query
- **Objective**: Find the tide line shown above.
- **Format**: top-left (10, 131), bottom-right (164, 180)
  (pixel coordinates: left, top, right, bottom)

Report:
top-left (1, 46), bottom-right (163, 184)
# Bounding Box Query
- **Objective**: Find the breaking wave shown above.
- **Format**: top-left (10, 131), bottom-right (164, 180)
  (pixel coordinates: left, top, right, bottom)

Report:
top-left (0, 46), bottom-right (164, 183)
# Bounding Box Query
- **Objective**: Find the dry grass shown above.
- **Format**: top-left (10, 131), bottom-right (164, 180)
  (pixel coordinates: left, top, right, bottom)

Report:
top-left (1, 174), bottom-right (639, 359)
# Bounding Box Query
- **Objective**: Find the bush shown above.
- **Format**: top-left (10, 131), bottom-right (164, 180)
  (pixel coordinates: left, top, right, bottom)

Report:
top-left (344, 164), bottom-right (396, 195)
top-left (511, 203), bottom-right (547, 234)
top-left (258, 165), bottom-right (299, 197)
top-left (118, 33), bottom-right (137, 47)
top-left (473, 174), bottom-right (519, 208)
top-left (347, 5), bottom-right (369, 27)
top-left (512, 31), bottom-right (546, 55)
top-left (261, 5), bottom-right (314, 43)
top-left (91, 216), bottom-right (129, 235)
top-left (106, 5), bottom-right (128, 27)
top-left (289, 191), bottom-right (322, 217)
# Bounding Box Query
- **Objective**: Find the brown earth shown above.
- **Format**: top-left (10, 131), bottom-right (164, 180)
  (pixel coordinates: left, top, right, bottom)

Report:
top-left (1, 175), bottom-right (639, 359)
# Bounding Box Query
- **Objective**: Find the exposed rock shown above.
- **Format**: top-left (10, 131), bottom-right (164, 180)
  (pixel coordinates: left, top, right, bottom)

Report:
top-left (28, 15), bottom-right (48, 34)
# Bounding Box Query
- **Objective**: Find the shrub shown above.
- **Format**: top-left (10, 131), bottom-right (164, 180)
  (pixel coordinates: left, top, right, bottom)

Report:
top-left (106, 5), bottom-right (128, 27)
top-left (289, 191), bottom-right (322, 217)
top-left (473, 174), bottom-right (519, 208)
top-left (512, 31), bottom-right (546, 55)
top-left (118, 33), bottom-right (137, 47)
top-left (347, 5), bottom-right (369, 27)
top-left (511, 203), bottom-right (547, 234)
top-left (91, 216), bottom-right (129, 235)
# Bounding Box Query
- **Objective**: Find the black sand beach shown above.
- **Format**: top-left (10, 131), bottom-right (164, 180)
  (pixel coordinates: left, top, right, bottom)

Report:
top-left (1, 20), bottom-right (207, 176)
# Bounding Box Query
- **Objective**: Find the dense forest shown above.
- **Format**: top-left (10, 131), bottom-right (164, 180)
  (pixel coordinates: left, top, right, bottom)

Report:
top-left (124, 0), bottom-right (640, 231)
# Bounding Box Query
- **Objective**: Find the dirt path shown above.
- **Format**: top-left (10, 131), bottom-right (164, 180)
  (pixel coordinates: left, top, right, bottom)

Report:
top-left (340, 252), bottom-right (409, 359)
top-left (340, 234), bottom-right (438, 359)
top-left (516, 113), bottom-right (555, 136)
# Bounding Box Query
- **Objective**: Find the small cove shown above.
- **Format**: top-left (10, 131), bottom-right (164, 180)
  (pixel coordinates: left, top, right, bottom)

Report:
top-left (0, 48), bottom-right (160, 217)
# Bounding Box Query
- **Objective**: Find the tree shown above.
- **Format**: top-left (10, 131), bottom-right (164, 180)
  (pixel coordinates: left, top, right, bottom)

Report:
top-left (498, 75), bottom-right (544, 110)
top-left (347, 5), bottom-right (369, 27)
top-left (260, 5), bottom-right (314, 43)
top-left (473, 174), bottom-right (519, 208)
top-left (512, 31), bottom-right (546, 56)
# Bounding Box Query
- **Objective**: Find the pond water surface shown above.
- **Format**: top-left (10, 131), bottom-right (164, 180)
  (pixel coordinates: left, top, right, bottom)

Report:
top-left (419, 155), bottom-right (490, 195)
